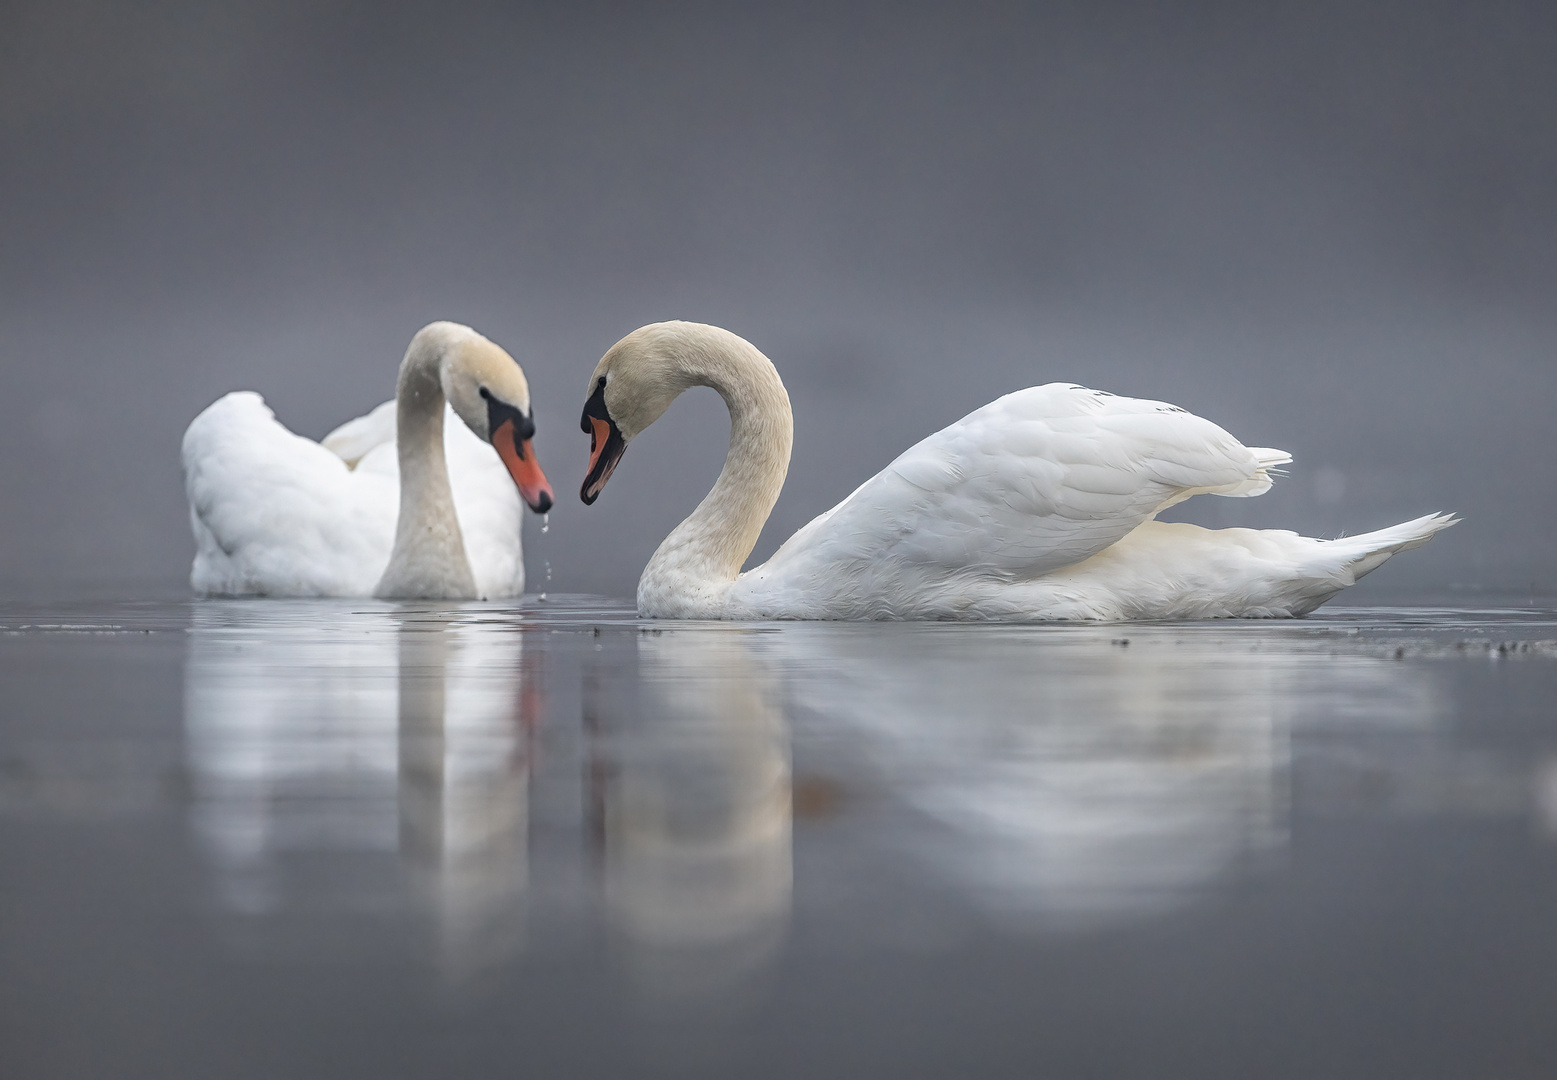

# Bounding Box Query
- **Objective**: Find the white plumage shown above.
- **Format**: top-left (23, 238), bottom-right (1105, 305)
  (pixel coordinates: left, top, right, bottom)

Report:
top-left (581, 321), bottom-right (1456, 620)
top-left (183, 391), bottom-right (526, 598)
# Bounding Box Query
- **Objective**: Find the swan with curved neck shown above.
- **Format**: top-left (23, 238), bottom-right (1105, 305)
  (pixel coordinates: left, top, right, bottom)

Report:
top-left (579, 320), bottom-right (1455, 621)
top-left (375, 322), bottom-right (552, 598)
top-left (183, 321), bottom-right (553, 599)
top-left (581, 322), bottom-right (793, 616)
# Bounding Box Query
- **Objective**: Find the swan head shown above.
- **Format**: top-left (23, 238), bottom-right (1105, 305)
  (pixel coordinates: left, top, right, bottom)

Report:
top-left (416, 322), bottom-right (555, 514)
top-left (579, 321), bottom-right (731, 505)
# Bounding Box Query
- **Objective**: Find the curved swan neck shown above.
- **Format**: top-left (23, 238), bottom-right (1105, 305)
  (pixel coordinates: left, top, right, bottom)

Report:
top-left (374, 332), bottom-right (478, 599)
top-left (637, 327), bottom-right (793, 616)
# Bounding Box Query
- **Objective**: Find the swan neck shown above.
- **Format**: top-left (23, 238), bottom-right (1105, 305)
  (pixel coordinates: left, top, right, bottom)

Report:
top-left (375, 343), bottom-right (477, 598)
top-left (639, 335), bottom-right (792, 616)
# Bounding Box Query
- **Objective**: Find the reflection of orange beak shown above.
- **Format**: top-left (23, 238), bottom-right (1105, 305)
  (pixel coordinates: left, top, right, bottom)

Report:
top-left (493, 418), bottom-right (554, 514)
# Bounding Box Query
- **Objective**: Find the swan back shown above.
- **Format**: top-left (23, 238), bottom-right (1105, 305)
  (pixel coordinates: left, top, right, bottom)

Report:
top-left (726, 384), bottom-right (1295, 619)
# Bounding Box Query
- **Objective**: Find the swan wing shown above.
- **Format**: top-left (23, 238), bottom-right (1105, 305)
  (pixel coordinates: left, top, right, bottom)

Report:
top-left (182, 392), bottom-right (397, 596)
top-left (320, 399), bottom-right (397, 468)
top-left (732, 384), bottom-right (1288, 617)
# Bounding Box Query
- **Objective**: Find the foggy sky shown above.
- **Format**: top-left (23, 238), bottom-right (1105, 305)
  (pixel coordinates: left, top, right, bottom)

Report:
top-left (2, 0), bottom-right (1553, 600)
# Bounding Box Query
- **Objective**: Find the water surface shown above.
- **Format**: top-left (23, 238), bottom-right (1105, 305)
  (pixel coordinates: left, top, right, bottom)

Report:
top-left (3, 598), bottom-right (1556, 1078)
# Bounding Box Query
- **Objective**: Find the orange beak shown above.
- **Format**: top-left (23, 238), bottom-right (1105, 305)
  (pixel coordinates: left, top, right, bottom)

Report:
top-left (493, 418), bottom-right (554, 514)
top-left (579, 375), bottom-right (627, 505)
top-left (585, 415), bottom-right (612, 480)
top-left (581, 413), bottom-right (627, 505)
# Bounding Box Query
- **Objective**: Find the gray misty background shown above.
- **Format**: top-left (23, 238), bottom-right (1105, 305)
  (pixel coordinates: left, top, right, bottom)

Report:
top-left (1, 0), bottom-right (1552, 600)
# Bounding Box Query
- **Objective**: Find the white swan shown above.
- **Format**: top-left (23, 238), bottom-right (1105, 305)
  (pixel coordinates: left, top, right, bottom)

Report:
top-left (183, 321), bottom-right (554, 599)
top-left (577, 320), bottom-right (1457, 620)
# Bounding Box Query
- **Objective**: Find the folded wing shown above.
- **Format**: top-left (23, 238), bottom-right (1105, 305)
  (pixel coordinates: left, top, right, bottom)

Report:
top-left (182, 392), bottom-right (396, 596)
top-left (733, 385), bottom-right (1289, 615)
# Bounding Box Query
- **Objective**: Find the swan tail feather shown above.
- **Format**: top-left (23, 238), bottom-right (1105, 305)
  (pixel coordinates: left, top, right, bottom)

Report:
top-left (1326, 512), bottom-right (1460, 580)
top-left (1213, 447), bottom-right (1294, 498)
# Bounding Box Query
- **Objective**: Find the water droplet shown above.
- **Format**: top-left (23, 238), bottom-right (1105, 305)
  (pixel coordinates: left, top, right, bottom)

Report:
top-left (541, 512), bottom-right (550, 534)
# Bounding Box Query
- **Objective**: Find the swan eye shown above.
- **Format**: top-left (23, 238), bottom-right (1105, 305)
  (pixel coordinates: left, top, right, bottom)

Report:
top-left (478, 387), bottom-right (491, 401)
top-left (580, 376), bottom-right (611, 435)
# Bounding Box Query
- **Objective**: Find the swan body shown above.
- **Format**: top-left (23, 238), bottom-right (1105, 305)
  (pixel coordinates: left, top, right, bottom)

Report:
top-left (578, 321), bottom-right (1456, 621)
top-left (184, 322), bottom-right (553, 599)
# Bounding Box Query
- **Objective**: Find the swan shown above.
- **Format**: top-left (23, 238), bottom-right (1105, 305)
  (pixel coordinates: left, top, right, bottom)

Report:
top-left (183, 321), bottom-right (554, 599)
top-left (577, 320), bottom-right (1456, 620)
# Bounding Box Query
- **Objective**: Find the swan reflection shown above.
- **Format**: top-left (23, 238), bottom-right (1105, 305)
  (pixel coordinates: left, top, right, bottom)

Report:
top-left (760, 626), bottom-right (1445, 929)
top-left (182, 601), bottom-right (1458, 989)
top-left (184, 603), bottom-right (532, 977)
top-left (586, 629), bottom-right (792, 1001)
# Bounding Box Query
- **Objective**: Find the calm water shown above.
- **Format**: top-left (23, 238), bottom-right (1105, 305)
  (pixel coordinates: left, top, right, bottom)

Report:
top-left (3, 597), bottom-right (1556, 1078)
